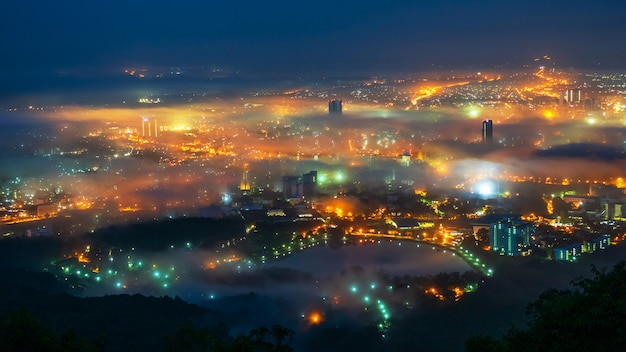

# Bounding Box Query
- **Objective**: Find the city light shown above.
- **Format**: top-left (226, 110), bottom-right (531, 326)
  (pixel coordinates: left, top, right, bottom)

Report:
top-left (2, 58), bottom-right (626, 351)
top-left (474, 179), bottom-right (497, 197)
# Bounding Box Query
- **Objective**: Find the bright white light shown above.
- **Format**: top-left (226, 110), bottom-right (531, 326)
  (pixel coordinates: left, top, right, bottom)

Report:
top-left (221, 193), bottom-right (231, 204)
top-left (475, 180), bottom-right (496, 197)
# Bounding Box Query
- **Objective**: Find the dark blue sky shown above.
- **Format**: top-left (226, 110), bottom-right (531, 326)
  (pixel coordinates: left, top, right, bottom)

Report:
top-left (2, 0), bottom-right (626, 76)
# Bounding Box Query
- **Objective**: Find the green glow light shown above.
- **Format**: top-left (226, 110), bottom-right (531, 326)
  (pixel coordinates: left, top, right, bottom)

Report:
top-left (467, 106), bottom-right (481, 118)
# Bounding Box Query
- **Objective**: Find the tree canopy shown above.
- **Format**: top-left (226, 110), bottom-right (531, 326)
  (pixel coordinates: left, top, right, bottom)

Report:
top-left (466, 261), bottom-right (626, 352)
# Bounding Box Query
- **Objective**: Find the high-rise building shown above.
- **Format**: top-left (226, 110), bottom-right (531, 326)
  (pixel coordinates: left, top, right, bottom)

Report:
top-left (481, 120), bottom-right (493, 142)
top-left (490, 217), bottom-right (534, 256)
top-left (302, 171), bottom-right (317, 198)
top-left (141, 117), bottom-right (158, 137)
top-left (283, 176), bottom-right (303, 199)
top-left (240, 165), bottom-right (251, 192)
top-left (566, 89), bottom-right (581, 104)
top-left (283, 171), bottom-right (317, 200)
top-left (329, 99), bottom-right (342, 114)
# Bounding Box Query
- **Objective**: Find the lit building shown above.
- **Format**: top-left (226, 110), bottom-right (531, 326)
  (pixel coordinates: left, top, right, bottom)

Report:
top-left (583, 234), bottom-right (611, 253)
top-left (481, 120), bottom-right (493, 142)
top-left (240, 165), bottom-right (251, 192)
top-left (489, 217), bottom-right (534, 256)
top-left (554, 234), bottom-right (610, 262)
top-left (141, 117), bottom-right (158, 137)
top-left (302, 171), bottom-right (317, 198)
top-left (387, 218), bottom-right (421, 236)
top-left (283, 171), bottom-right (317, 200)
top-left (36, 203), bottom-right (58, 218)
top-left (566, 89), bottom-right (581, 104)
top-left (282, 176), bottom-right (302, 199)
top-left (397, 150), bottom-right (411, 167)
top-left (558, 88), bottom-right (581, 105)
top-left (604, 202), bottom-right (625, 221)
top-left (328, 99), bottom-right (342, 114)
top-left (554, 243), bottom-right (583, 261)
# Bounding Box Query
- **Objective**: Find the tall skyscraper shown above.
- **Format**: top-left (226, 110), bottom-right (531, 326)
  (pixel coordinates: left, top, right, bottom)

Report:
top-left (566, 89), bottom-right (581, 104)
top-left (240, 164), bottom-right (251, 192)
top-left (141, 117), bottom-right (158, 138)
top-left (481, 120), bottom-right (493, 142)
top-left (302, 171), bottom-right (317, 198)
top-left (142, 117), bottom-right (147, 136)
top-left (328, 99), bottom-right (342, 114)
top-left (283, 176), bottom-right (303, 199)
top-left (283, 171), bottom-right (317, 200)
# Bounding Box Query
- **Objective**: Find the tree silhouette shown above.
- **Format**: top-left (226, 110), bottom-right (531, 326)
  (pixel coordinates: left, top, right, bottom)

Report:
top-left (0, 309), bottom-right (104, 352)
top-left (466, 261), bottom-right (626, 351)
top-left (165, 324), bottom-right (294, 352)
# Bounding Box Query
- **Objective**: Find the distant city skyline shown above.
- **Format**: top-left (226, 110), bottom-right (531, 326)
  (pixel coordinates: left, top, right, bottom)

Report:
top-left (2, 0), bottom-right (626, 85)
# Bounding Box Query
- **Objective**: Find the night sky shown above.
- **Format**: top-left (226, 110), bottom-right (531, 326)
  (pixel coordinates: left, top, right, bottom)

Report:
top-left (2, 0), bottom-right (626, 76)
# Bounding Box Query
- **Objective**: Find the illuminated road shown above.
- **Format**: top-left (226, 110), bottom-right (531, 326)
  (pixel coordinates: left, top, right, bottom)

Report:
top-left (349, 232), bottom-right (494, 277)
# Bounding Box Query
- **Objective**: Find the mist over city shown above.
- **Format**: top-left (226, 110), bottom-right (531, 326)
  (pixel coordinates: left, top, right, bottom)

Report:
top-left (1, 0), bottom-right (625, 351)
